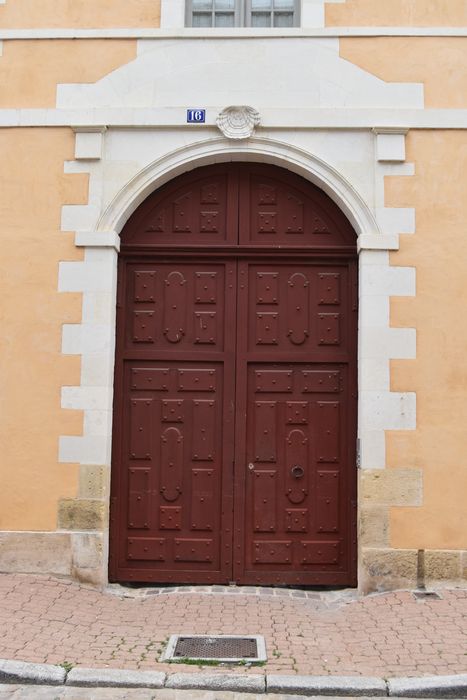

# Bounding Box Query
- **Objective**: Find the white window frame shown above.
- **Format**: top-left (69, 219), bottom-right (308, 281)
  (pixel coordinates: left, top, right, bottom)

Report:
top-left (185, 0), bottom-right (241, 28)
top-left (185, 0), bottom-right (300, 28)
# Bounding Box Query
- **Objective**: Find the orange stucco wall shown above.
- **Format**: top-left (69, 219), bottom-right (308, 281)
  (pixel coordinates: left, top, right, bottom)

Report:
top-left (340, 35), bottom-right (467, 552)
top-left (0, 128), bottom-right (89, 530)
top-left (340, 35), bottom-right (467, 551)
top-left (0, 0), bottom-right (160, 28)
top-left (0, 40), bottom-right (137, 108)
top-left (326, 0), bottom-right (467, 27)
top-left (340, 37), bottom-right (467, 109)
top-left (386, 131), bottom-right (467, 550)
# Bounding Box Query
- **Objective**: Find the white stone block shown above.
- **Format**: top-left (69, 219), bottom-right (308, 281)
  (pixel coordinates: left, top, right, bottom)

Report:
top-left (75, 230), bottom-right (120, 250)
top-left (359, 295), bottom-right (389, 329)
top-left (357, 234), bottom-right (400, 251)
top-left (375, 207), bottom-right (415, 235)
top-left (75, 324), bottom-right (113, 354)
top-left (360, 391), bottom-right (416, 431)
top-left (61, 386), bottom-right (112, 411)
top-left (359, 358), bottom-right (390, 392)
top-left (375, 131), bottom-right (406, 162)
top-left (359, 430), bottom-right (386, 470)
top-left (82, 293), bottom-right (116, 325)
top-left (359, 250), bottom-right (390, 266)
top-left (74, 130), bottom-right (105, 160)
top-left (301, 0), bottom-right (325, 28)
top-left (58, 262), bottom-right (116, 292)
top-left (360, 265), bottom-right (416, 297)
top-left (160, 0), bottom-right (185, 29)
top-left (80, 354), bottom-right (115, 387)
top-left (360, 327), bottom-right (416, 360)
top-left (61, 205), bottom-right (100, 232)
top-left (59, 435), bottom-right (111, 464)
top-left (62, 324), bottom-right (82, 355)
top-left (83, 410), bottom-right (113, 437)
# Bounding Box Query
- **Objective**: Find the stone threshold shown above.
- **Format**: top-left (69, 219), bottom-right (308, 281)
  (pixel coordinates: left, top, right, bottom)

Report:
top-left (105, 583), bottom-right (359, 605)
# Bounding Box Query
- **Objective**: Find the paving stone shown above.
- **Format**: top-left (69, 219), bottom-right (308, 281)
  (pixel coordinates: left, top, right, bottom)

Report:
top-left (0, 658), bottom-right (66, 685)
top-left (66, 667), bottom-right (166, 688)
top-left (165, 671), bottom-right (266, 692)
top-left (388, 674), bottom-right (467, 697)
top-left (0, 574), bottom-right (466, 681)
top-left (266, 674), bottom-right (387, 696)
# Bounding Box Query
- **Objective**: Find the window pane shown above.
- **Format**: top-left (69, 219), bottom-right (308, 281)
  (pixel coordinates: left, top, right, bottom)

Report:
top-left (273, 11), bottom-right (294, 26)
top-left (273, 0), bottom-right (294, 9)
top-left (251, 11), bottom-right (271, 26)
top-left (192, 0), bottom-right (214, 9)
top-left (251, 0), bottom-right (272, 9)
top-left (215, 0), bottom-right (235, 8)
top-left (192, 12), bottom-right (213, 26)
top-left (215, 11), bottom-right (235, 26)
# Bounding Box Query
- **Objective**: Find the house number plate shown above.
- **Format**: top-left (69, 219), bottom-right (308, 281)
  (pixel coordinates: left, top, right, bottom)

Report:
top-left (187, 109), bottom-right (206, 123)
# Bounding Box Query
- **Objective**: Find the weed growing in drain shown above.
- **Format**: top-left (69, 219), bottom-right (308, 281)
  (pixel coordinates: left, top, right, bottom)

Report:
top-left (167, 657), bottom-right (266, 667)
top-left (168, 657), bottom-right (224, 667)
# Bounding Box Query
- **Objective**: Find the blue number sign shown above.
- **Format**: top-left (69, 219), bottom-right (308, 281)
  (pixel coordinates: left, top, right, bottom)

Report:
top-left (187, 109), bottom-right (206, 124)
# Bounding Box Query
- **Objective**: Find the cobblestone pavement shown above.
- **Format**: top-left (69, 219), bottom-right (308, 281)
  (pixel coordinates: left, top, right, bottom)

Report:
top-left (0, 574), bottom-right (466, 678)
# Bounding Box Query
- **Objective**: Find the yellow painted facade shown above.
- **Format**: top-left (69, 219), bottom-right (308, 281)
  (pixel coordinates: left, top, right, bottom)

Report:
top-left (0, 128), bottom-right (84, 530)
top-left (0, 0), bottom-right (466, 589)
top-left (387, 131), bottom-right (467, 550)
top-left (340, 37), bottom-right (467, 109)
top-left (0, 40), bottom-right (137, 108)
top-left (0, 0), bottom-right (161, 28)
top-left (326, 0), bottom-right (467, 27)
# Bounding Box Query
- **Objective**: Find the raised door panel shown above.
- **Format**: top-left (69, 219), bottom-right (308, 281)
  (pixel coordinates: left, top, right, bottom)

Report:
top-left (245, 263), bottom-right (350, 360)
top-left (238, 165), bottom-right (356, 248)
top-left (125, 264), bottom-right (226, 355)
top-left (120, 167), bottom-right (238, 248)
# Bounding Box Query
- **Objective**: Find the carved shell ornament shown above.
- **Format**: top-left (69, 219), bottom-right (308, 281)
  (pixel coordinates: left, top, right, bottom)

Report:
top-left (216, 105), bottom-right (261, 140)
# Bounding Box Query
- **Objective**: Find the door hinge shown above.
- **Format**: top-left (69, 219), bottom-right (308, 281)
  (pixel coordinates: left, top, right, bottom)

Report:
top-left (356, 438), bottom-right (361, 469)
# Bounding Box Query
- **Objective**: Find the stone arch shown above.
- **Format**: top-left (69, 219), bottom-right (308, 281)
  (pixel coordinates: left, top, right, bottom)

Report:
top-left (97, 136), bottom-right (380, 241)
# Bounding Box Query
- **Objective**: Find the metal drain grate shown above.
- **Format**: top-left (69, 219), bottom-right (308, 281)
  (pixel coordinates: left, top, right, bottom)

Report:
top-left (161, 634), bottom-right (267, 663)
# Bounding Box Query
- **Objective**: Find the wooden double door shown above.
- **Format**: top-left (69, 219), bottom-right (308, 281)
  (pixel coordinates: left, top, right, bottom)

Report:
top-left (109, 164), bottom-right (358, 586)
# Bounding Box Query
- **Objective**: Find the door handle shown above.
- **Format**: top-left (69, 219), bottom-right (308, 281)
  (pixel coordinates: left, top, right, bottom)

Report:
top-left (291, 464), bottom-right (304, 479)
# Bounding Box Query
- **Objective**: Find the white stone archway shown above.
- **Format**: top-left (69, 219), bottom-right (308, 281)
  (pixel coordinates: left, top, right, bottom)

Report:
top-left (58, 133), bottom-right (416, 588)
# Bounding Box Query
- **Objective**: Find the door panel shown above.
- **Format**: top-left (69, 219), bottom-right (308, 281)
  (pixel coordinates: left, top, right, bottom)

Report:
top-left (110, 261), bottom-right (236, 583)
top-left (233, 260), bottom-right (357, 585)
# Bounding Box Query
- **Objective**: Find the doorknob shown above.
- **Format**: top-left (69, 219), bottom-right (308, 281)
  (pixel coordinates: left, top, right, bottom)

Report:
top-left (291, 464), bottom-right (304, 478)
top-left (248, 463), bottom-right (255, 471)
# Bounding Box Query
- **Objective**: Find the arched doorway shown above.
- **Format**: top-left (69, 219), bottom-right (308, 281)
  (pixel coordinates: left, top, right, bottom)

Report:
top-left (109, 163), bottom-right (358, 586)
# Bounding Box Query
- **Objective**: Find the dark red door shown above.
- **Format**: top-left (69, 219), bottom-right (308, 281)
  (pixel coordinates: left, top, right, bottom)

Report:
top-left (110, 164), bottom-right (357, 586)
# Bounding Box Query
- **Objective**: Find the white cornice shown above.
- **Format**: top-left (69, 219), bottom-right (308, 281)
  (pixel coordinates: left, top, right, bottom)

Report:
top-left (1, 27), bottom-right (467, 40)
top-left (1, 108), bottom-right (467, 130)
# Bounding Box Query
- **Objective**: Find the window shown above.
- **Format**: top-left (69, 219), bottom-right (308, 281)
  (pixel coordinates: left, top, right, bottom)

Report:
top-left (186, 0), bottom-right (300, 28)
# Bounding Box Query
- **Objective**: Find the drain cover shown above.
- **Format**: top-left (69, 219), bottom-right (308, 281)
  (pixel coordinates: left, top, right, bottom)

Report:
top-left (412, 590), bottom-right (442, 600)
top-left (161, 634), bottom-right (267, 663)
